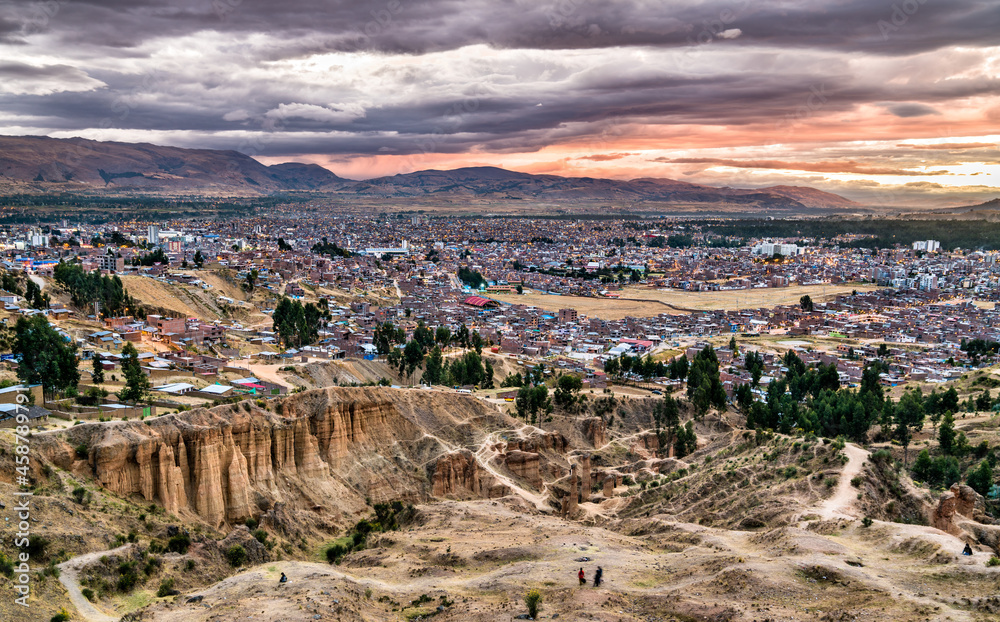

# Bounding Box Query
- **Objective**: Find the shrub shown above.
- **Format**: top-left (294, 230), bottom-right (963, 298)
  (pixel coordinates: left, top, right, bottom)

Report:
top-left (75, 443), bottom-right (89, 459)
top-left (225, 544), bottom-right (247, 567)
top-left (524, 589), bottom-right (543, 619)
top-left (326, 543), bottom-right (348, 564)
top-left (850, 476), bottom-right (863, 488)
top-left (244, 517), bottom-right (258, 530)
top-left (167, 533), bottom-right (191, 554)
top-left (156, 577), bottom-right (176, 597)
top-left (116, 561), bottom-right (140, 592)
top-left (252, 529), bottom-right (268, 544)
top-left (870, 449), bottom-right (892, 464)
top-left (987, 556), bottom-right (1000, 567)
top-left (82, 588), bottom-right (95, 602)
top-left (0, 551), bottom-right (13, 578)
top-left (26, 535), bottom-right (49, 559)
top-left (185, 559), bottom-right (195, 571)
top-left (861, 517), bottom-right (873, 528)
top-left (50, 609), bottom-right (71, 622)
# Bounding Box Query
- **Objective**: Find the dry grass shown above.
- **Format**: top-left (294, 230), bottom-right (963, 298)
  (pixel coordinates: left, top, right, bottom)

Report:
top-left (119, 275), bottom-right (203, 318)
top-left (491, 291), bottom-right (673, 320)
top-left (492, 282), bottom-right (877, 319)
top-left (622, 282), bottom-right (879, 311)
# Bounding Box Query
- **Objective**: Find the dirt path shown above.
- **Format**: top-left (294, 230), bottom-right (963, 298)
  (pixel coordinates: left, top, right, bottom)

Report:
top-left (815, 442), bottom-right (869, 520)
top-left (474, 428), bottom-right (552, 512)
top-left (58, 545), bottom-right (131, 622)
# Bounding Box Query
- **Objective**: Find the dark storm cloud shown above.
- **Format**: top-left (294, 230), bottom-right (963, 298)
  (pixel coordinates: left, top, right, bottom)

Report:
top-left (5, 0), bottom-right (998, 56)
top-left (0, 0), bottom-right (998, 163)
top-left (884, 102), bottom-right (941, 117)
top-left (5, 58), bottom-right (997, 158)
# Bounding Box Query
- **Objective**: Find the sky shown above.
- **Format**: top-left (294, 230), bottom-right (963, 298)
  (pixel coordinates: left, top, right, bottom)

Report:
top-left (0, 0), bottom-right (998, 207)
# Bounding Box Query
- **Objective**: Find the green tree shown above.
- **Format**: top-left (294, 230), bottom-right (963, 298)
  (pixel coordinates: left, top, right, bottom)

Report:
top-left (413, 321), bottom-right (435, 350)
top-left (456, 324), bottom-right (470, 349)
top-left (435, 326), bottom-right (451, 347)
top-left (912, 449), bottom-right (933, 483)
top-left (193, 249), bottom-right (204, 268)
top-left (603, 357), bottom-right (620, 379)
top-left (686, 345), bottom-right (726, 418)
top-left (554, 374), bottom-right (583, 407)
top-left (243, 269), bottom-right (258, 293)
top-left (401, 340), bottom-right (425, 381)
top-left (938, 411), bottom-right (956, 455)
top-left (117, 342), bottom-right (150, 405)
top-left (482, 358), bottom-right (494, 389)
top-left (674, 421), bottom-right (697, 458)
top-left (422, 346), bottom-right (445, 385)
top-left (800, 295), bottom-right (814, 312)
top-left (894, 388), bottom-right (925, 467)
top-left (967, 460), bottom-right (994, 496)
top-left (374, 322), bottom-right (404, 357)
top-left (13, 315), bottom-right (79, 399)
top-left (91, 355), bottom-right (105, 384)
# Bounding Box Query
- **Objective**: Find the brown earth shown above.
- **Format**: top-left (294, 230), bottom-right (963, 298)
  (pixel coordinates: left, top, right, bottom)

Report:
top-left (4, 387), bottom-right (1000, 622)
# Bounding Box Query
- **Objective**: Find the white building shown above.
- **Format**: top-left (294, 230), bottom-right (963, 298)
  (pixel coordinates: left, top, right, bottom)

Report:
top-left (752, 242), bottom-right (804, 257)
top-left (912, 240), bottom-right (940, 252)
top-left (148, 225), bottom-right (160, 244)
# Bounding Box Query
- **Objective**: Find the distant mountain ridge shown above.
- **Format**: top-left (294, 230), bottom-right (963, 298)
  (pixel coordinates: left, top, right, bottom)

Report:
top-left (0, 135), bottom-right (859, 210)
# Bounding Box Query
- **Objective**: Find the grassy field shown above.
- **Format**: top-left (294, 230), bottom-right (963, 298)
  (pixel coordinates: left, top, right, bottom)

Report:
top-left (493, 282), bottom-right (878, 320)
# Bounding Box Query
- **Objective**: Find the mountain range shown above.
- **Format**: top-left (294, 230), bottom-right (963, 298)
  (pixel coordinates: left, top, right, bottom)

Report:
top-left (0, 135), bottom-right (859, 210)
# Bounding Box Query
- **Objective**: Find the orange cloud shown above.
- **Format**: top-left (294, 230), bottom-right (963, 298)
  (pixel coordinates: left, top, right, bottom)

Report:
top-left (657, 158), bottom-right (949, 176)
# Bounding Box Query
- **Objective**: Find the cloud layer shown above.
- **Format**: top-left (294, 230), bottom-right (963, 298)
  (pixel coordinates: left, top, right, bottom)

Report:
top-left (0, 0), bottom-right (997, 206)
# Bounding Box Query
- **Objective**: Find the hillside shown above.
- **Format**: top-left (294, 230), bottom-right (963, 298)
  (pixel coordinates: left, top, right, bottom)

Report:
top-left (348, 166), bottom-right (858, 210)
top-left (4, 383), bottom-right (1000, 621)
top-left (0, 136), bottom-right (859, 210)
top-left (0, 136), bottom-right (347, 195)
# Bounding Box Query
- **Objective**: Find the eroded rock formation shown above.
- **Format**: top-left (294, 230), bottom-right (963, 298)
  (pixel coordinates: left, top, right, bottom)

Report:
top-left (504, 450), bottom-right (542, 489)
top-left (38, 387), bottom-right (510, 528)
top-left (429, 450), bottom-right (509, 499)
top-left (581, 418), bottom-right (607, 448)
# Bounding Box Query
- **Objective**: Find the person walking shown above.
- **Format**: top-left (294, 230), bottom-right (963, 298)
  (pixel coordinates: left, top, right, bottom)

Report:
top-left (593, 566), bottom-right (603, 587)
top-left (578, 567), bottom-right (586, 585)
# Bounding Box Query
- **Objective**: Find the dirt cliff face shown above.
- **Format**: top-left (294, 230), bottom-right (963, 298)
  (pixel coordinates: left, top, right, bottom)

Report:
top-left (36, 387), bottom-right (512, 528)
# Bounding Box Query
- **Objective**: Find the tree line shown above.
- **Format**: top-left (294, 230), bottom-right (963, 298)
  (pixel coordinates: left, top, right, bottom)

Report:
top-left (53, 261), bottom-right (133, 317)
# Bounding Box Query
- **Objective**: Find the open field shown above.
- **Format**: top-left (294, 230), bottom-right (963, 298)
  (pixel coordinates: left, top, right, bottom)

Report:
top-left (492, 291), bottom-right (674, 320)
top-left (119, 275), bottom-right (205, 319)
top-left (622, 282), bottom-right (880, 311)
top-left (493, 282), bottom-right (878, 319)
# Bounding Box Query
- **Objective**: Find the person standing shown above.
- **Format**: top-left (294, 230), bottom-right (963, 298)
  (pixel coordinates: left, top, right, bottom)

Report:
top-left (593, 566), bottom-right (603, 587)
top-left (578, 567), bottom-right (586, 585)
